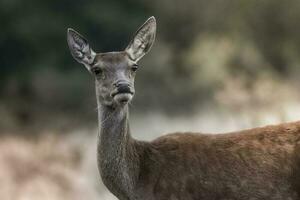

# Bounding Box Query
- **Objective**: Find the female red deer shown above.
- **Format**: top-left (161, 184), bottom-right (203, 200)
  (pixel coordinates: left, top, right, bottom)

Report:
top-left (67, 17), bottom-right (300, 200)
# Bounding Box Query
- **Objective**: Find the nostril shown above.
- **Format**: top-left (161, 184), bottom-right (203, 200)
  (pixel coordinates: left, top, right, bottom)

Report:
top-left (113, 81), bottom-right (120, 87)
top-left (122, 83), bottom-right (130, 87)
top-left (114, 81), bottom-right (129, 88)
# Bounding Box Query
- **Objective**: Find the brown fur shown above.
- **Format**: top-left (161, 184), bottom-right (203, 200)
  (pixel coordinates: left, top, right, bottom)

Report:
top-left (133, 121), bottom-right (300, 199)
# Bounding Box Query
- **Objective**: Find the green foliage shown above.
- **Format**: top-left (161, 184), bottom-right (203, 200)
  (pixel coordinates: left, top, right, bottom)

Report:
top-left (1, 0), bottom-right (300, 129)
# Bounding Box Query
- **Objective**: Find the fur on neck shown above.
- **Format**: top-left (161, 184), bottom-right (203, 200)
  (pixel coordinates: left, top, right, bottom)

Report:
top-left (97, 104), bottom-right (140, 199)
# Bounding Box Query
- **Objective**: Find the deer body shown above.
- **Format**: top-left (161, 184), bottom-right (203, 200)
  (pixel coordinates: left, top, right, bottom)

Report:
top-left (98, 103), bottom-right (300, 200)
top-left (67, 17), bottom-right (300, 200)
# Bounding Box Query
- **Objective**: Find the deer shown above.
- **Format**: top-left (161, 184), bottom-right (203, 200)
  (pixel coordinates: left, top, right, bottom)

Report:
top-left (67, 16), bottom-right (300, 200)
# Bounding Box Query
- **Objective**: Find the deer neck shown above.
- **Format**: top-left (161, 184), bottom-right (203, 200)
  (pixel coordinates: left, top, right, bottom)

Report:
top-left (96, 103), bottom-right (140, 198)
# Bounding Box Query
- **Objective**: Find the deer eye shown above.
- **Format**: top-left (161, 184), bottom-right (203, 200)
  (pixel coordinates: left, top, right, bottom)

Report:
top-left (131, 64), bottom-right (138, 72)
top-left (92, 67), bottom-right (103, 75)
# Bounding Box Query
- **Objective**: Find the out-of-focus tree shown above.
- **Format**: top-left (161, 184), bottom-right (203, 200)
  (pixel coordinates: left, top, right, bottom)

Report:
top-left (1, 0), bottom-right (300, 130)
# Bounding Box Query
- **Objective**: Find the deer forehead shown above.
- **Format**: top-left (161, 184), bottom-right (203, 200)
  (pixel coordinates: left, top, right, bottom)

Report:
top-left (94, 52), bottom-right (135, 68)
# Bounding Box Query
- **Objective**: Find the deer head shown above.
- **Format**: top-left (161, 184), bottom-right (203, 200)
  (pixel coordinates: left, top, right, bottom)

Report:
top-left (67, 17), bottom-right (156, 108)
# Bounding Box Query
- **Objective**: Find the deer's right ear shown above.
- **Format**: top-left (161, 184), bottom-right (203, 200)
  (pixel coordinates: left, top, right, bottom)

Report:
top-left (67, 28), bottom-right (96, 69)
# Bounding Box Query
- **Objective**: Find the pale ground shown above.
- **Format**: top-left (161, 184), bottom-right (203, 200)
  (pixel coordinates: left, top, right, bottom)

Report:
top-left (1, 101), bottom-right (300, 200)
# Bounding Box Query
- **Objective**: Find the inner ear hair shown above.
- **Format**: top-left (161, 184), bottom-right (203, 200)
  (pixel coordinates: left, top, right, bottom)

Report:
top-left (67, 28), bottom-right (96, 66)
top-left (126, 16), bottom-right (156, 61)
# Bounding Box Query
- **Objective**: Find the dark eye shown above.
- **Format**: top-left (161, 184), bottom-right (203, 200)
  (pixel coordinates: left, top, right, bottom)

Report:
top-left (131, 64), bottom-right (138, 72)
top-left (92, 67), bottom-right (103, 75)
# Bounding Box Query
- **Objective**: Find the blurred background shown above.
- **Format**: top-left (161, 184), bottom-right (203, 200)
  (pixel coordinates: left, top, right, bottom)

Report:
top-left (1, 0), bottom-right (300, 199)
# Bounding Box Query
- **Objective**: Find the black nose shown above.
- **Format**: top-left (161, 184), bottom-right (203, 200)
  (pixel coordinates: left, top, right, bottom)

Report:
top-left (114, 82), bottom-right (131, 94)
top-left (118, 84), bottom-right (131, 93)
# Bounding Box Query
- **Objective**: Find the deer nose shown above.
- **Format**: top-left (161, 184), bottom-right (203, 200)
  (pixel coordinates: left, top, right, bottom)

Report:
top-left (113, 81), bottom-right (131, 93)
top-left (113, 81), bottom-right (129, 88)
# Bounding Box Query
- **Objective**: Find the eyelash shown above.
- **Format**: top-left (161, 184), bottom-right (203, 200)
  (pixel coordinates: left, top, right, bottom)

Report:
top-left (131, 64), bottom-right (138, 72)
top-left (92, 67), bottom-right (103, 75)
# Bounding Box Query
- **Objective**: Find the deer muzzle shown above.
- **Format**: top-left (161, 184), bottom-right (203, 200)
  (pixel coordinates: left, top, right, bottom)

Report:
top-left (111, 82), bottom-right (134, 104)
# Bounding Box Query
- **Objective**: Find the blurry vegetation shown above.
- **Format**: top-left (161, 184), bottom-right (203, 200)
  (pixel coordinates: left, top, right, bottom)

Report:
top-left (3, 2), bottom-right (300, 199)
top-left (1, 0), bottom-right (300, 131)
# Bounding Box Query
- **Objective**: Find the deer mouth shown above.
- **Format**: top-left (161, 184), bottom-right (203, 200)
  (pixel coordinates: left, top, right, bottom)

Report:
top-left (111, 90), bottom-right (134, 98)
top-left (111, 91), bottom-right (134, 104)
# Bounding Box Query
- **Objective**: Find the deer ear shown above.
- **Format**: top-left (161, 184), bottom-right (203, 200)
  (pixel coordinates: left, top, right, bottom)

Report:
top-left (67, 28), bottom-right (96, 69)
top-left (125, 16), bottom-right (156, 61)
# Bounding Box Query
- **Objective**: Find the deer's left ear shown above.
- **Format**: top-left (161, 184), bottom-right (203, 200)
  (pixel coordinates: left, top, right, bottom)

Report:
top-left (125, 16), bottom-right (156, 61)
top-left (67, 28), bottom-right (96, 69)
